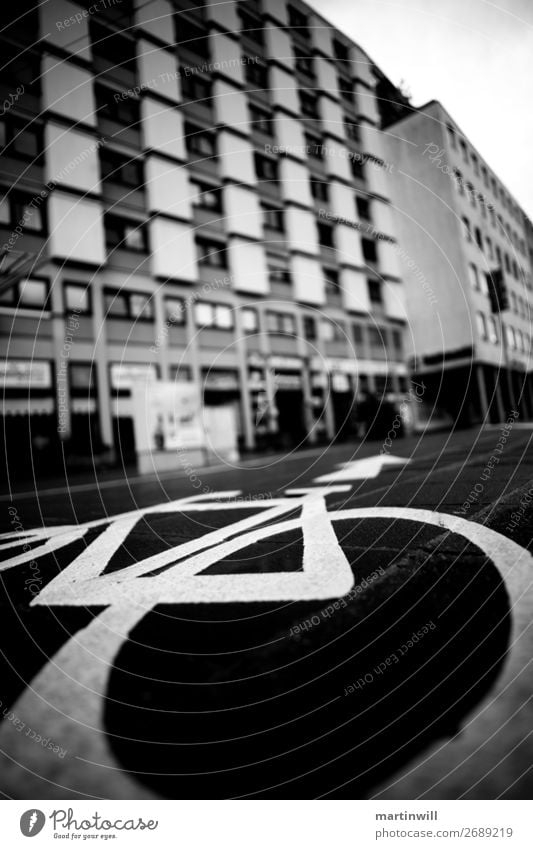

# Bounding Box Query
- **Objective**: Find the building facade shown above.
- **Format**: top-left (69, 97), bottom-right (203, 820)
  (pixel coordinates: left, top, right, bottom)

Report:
top-left (385, 100), bottom-right (533, 426)
top-left (0, 0), bottom-right (409, 473)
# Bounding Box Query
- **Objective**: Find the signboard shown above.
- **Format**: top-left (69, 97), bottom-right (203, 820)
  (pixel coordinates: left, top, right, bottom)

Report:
top-left (110, 363), bottom-right (157, 391)
top-left (131, 380), bottom-right (205, 453)
top-left (0, 359), bottom-right (52, 388)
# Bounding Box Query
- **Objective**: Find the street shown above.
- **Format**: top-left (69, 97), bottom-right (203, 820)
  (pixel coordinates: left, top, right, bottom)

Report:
top-left (1, 424), bottom-right (533, 800)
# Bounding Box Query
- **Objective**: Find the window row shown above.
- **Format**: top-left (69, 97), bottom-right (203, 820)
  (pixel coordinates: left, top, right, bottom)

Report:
top-left (454, 169), bottom-right (526, 257)
top-left (462, 218), bottom-right (523, 281)
top-left (448, 124), bottom-right (523, 225)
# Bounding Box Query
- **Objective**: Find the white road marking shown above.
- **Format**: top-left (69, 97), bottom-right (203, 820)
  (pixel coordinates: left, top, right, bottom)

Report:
top-left (0, 502), bottom-right (531, 800)
top-left (313, 454), bottom-right (410, 484)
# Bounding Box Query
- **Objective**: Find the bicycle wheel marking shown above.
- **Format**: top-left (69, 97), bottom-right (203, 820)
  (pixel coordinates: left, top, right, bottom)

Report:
top-left (1, 487), bottom-right (532, 799)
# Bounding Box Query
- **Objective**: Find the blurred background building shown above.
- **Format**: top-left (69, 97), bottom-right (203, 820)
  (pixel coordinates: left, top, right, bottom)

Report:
top-left (1, 0), bottom-right (532, 478)
top-left (385, 100), bottom-right (533, 427)
top-left (0, 0), bottom-right (409, 475)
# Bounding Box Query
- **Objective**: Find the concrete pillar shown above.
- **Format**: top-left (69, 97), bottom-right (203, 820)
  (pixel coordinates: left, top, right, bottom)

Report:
top-left (92, 277), bottom-right (113, 450)
top-left (234, 311), bottom-right (255, 451)
top-left (476, 363), bottom-right (489, 423)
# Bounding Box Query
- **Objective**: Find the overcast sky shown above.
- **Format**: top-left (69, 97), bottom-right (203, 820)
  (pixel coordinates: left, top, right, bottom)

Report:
top-left (310, 0), bottom-right (533, 220)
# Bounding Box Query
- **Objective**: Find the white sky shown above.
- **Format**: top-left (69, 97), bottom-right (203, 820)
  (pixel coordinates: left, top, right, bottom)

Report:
top-left (309, 0), bottom-right (533, 220)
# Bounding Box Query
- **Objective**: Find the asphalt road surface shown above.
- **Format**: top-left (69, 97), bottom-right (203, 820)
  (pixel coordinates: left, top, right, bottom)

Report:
top-left (1, 424), bottom-right (533, 800)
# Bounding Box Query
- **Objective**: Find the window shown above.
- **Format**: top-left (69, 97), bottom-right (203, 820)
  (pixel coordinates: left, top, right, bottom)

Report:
top-left (362, 238), bottom-right (378, 263)
top-left (295, 55), bottom-right (314, 78)
top-left (339, 78), bottom-right (354, 106)
top-left (368, 325), bottom-right (385, 353)
top-left (479, 194), bottom-right (486, 217)
top-left (288, 5), bottom-right (310, 38)
top-left (447, 125), bottom-right (456, 148)
top-left (1, 43), bottom-right (41, 94)
top-left (95, 84), bottom-right (140, 126)
top-left (267, 256), bottom-right (291, 285)
top-left (317, 221), bottom-right (335, 248)
top-left (487, 315), bottom-right (499, 344)
top-left (319, 318), bottom-right (345, 342)
top-left (459, 139), bottom-right (468, 163)
top-left (461, 216), bottom-right (471, 242)
top-left (481, 166), bottom-right (489, 187)
top-left (10, 194), bottom-right (45, 233)
top-left (64, 283), bottom-right (90, 314)
top-left (104, 288), bottom-right (153, 320)
top-left (1, 118), bottom-right (42, 161)
top-left (191, 180), bottom-right (222, 212)
top-left (466, 183), bottom-right (476, 207)
top-left (352, 324), bottom-right (364, 350)
top-left (300, 90), bottom-right (319, 118)
top-left (303, 316), bottom-right (316, 340)
top-left (249, 104), bottom-right (273, 135)
top-left (262, 203), bottom-right (284, 232)
top-left (504, 253), bottom-right (511, 273)
top-left (495, 245), bottom-right (502, 266)
top-left (516, 328), bottom-right (524, 352)
top-left (105, 214), bottom-right (148, 251)
top-left (254, 153), bottom-right (278, 182)
top-left (468, 263), bottom-right (480, 290)
top-left (454, 169), bottom-right (464, 195)
top-left (181, 72), bottom-right (212, 105)
top-left (345, 120), bottom-right (360, 142)
top-left (100, 148), bottom-right (143, 188)
top-left (90, 20), bottom-right (136, 72)
top-left (356, 197), bottom-right (371, 221)
top-left (196, 237), bottom-right (227, 268)
top-left (506, 325), bottom-right (516, 349)
top-left (324, 268), bottom-right (340, 292)
top-left (164, 297), bottom-right (186, 324)
top-left (351, 156), bottom-right (365, 180)
top-left (241, 307), bottom-right (258, 333)
top-left (471, 153), bottom-right (479, 175)
top-left (334, 38), bottom-right (350, 63)
top-left (194, 302), bottom-right (234, 329)
top-left (245, 59), bottom-right (268, 88)
top-left (239, 7), bottom-right (265, 46)
top-left (391, 329), bottom-right (403, 359)
top-left (306, 133), bottom-right (323, 159)
top-left (310, 179), bottom-right (329, 202)
top-left (185, 123), bottom-right (216, 158)
top-left (175, 16), bottom-right (209, 58)
top-left (474, 227), bottom-right (483, 250)
top-left (476, 311), bottom-right (488, 340)
top-left (266, 310), bottom-right (296, 335)
top-left (0, 278), bottom-right (49, 311)
top-left (367, 280), bottom-right (383, 305)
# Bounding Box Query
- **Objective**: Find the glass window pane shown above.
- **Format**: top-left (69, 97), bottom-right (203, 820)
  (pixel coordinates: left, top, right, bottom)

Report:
top-left (195, 302), bottom-right (213, 326)
top-left (242, 308), bottom-right (257, 332)
top-left (130, 293), bottom-right (152, 318)
top-left (0, 196), bottom-right (10, 223)
top-left (165, 298), bottom-right (185, 323)
top-left (215, 305), bottom-right (233, 329)
top-left (19, 278), bottom-right (47, 307)
top-left (65, 285), bottom-right (89, 313)
top-left (104, 291), bottom-right (128, 316)
top-left (124, 225), bottom-right (145, 250)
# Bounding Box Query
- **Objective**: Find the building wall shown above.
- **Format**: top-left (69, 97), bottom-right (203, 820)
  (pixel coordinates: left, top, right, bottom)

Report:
top-left (0, 0), bottom-right (411, 460)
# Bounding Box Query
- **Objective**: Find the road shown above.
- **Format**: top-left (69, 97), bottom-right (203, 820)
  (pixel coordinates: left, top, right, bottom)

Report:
top-left (1, 424), bottom-right (533, 800)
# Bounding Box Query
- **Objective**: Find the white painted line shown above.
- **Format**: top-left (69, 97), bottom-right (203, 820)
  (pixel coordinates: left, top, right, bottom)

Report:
top-left (313, 454), bottom-right (410, 484)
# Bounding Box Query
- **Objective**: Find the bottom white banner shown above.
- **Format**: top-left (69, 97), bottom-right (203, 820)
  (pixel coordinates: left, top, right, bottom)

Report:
top-left (1, 800), bottom-right (531, 848)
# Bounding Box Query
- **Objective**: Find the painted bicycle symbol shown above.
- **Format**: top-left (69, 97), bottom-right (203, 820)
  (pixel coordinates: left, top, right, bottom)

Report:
top-left (0, 486), bottom-right (531, 798)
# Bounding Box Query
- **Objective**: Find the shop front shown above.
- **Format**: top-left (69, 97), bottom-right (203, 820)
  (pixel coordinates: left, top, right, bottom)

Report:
top-left (0, 359), bottom-right (58, 477)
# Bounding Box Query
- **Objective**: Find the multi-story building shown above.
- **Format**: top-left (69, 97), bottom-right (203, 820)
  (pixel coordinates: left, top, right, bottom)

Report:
top-left (0, 0), bottom-right (410, 474)
top-left (384, 100), bottom-right (533, 426)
